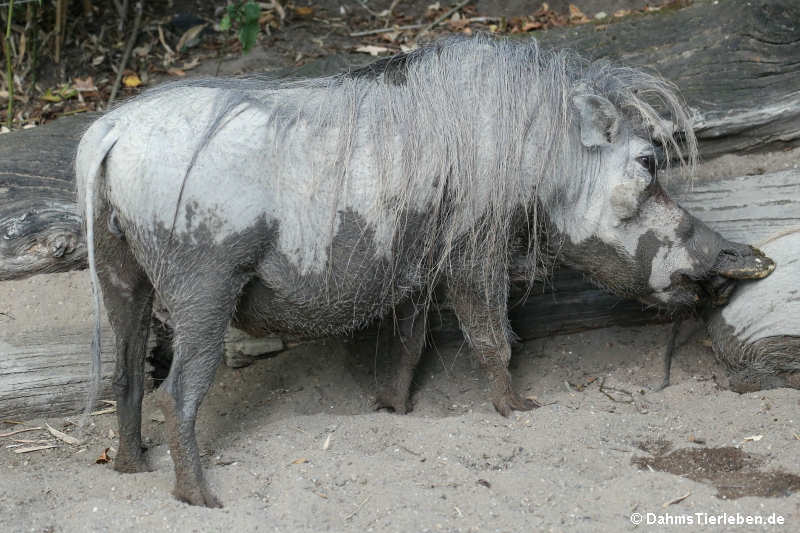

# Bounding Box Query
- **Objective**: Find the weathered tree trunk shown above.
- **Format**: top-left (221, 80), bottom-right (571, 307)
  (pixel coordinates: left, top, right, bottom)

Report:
top-left (536, 0), bottom-right (800, 157)
top-left (0, 113), bottom-right (97, 280)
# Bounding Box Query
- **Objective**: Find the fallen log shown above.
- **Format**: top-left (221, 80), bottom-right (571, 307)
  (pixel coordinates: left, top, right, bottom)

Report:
top-left (536, 0), bottom-right (800, 157)
top-left (0, 113), bottom-right (97, 280)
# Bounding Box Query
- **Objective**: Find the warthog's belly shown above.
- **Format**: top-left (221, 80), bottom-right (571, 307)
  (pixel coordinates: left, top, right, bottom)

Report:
top-left (232, 234), bottom-right (423, 338)
top-left (232, 273), bottom-right (402, 338)
top-left (708, 230), bottom-right (800, 392)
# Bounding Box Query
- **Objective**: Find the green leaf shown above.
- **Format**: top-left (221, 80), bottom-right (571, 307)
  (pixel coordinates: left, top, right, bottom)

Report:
top-left (238, 22), bottom-right (258, 53)
top-left (242, 1), bottom-right (261, 23)
top-left (220, 13), bottom-right (231, 31)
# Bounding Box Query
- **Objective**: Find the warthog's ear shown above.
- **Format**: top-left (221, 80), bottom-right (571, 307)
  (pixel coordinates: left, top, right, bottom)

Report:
top-left (573, 94), bottom-right (621, 147)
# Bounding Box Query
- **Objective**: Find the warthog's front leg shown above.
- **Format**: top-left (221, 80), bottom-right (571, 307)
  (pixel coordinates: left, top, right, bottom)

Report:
top-left (448, 284), bottom-right (540, 417)
top-left (375, 296), bottom-right (429, 414)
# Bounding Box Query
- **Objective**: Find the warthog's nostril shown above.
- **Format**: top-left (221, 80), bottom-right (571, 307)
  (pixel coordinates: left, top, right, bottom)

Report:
top-left (713, 245), bottom-right (775, 280)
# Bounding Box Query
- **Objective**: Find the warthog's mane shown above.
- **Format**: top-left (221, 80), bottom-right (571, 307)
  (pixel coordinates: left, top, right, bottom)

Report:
top-left (133, 34), bottom-right (698, 304)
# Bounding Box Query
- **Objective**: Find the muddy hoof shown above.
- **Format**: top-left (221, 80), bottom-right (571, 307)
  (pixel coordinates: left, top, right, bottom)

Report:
top-left (492, 392), bottom-right (541, 417)
top-left (113, 448), bottom-right (151, 473)
top-left (374, 389), bottom-right (411, 414)
top-left (173, 484), bottom-right (223, 508)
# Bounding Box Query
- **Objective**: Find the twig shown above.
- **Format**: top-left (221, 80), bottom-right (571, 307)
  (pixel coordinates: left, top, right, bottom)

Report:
top-left (387, 0), bottom-right (401, 16)
top-left (13, 444), bottom-right (57, 453)
top-left (54, 0), bottom-right (61, 63)
top-left (107, 1), bottom-right (142, 108)
top-left (3, 0), bottom-right (13, 129)
top-left (349, 15), bottom-right (496, 37)
top-left (344, 495), bottom-right (370, 520)
top-left (350, 23), bottom-right (425, 37)
top-left (418, 0), bottom-right (471, 37)
top-left (662, 491), bottom-right (691, 508)
top-left (598, 378), bottom-right (634, 404)
top-left (0, 426), bottom-right (43, 438)
top-left (656, 319), bottom-right (683, 391)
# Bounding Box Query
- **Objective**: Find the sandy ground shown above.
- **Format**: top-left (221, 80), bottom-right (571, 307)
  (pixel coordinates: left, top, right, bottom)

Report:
top-left (2, 315), bottom-right (800, 532)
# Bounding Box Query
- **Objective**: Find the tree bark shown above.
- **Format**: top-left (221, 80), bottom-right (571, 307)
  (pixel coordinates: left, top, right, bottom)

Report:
top-left (536, 0), bottom-right (800, 157)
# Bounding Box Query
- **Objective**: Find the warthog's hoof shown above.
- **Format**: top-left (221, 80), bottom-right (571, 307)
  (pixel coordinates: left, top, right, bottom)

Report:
top-left (374, 388), bottom-right (411, 414)
top-left (173, 483), bottom-right (223, 508)
top-left (113, 447), bottom-right (151, 474)
top-left (492, 392), bottom-right (541, 417)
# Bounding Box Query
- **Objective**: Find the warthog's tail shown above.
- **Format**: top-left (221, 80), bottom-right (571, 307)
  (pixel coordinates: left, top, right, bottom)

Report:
top-left (75, 121), bottom-right (120, 427)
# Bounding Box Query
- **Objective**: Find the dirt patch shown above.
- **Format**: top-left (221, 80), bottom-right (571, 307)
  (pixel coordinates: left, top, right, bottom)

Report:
top-left (633, 445), bottom-right (800, 500)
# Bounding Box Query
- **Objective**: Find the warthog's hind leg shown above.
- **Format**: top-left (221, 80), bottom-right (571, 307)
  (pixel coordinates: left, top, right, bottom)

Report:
top-left (156, 272), bottom-right (251, 508)
top-left (94, 205), bottom-right (154, 474)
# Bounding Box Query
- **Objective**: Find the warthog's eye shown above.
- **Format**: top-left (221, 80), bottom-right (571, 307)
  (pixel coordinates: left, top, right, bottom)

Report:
top-left (636, 154), bottom-right (657, 181)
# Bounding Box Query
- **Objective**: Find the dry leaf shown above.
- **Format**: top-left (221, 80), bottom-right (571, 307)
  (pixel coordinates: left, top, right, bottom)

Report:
top-left (92, 55), bottom-right (105, 66)
top-left (45, 423), bottom-right (82, 445)
top-left (168, 67), bottom-right (186, 77)
top-left (743, 435), bottom-right (763, 442)
top-left (291, 457), bottom-right (309, 464)
top-left (355, 45), bottom-right (390, 56)
top-left (614, 9), bottom-right (631, 17)
top-left (73, 76), bottom-right (97, 92)
top-left (293, 6), bottom-right (313, 17)
top-left (323, 434), bottom-right (331, 451)
top-left (96, 447), bottom-right (112, 464)
top-left (123, 74), bottom-right (142, 88)
top-left (569, 4), bottom-right (589, 23)
top-left (133, 43), bottom-right (152, 57)
top-left (175, 23), bottom-right (208, 52)
top-left (522, 21), bottom-right (543, 31)
top-left (380, 31), bottom-right (401, 43)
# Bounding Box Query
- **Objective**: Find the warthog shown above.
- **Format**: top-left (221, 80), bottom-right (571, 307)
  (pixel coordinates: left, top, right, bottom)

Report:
top-left (76, 36), bottom-right (772, 506)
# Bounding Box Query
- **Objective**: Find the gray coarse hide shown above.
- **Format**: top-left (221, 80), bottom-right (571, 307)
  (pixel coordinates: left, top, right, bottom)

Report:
top-left (708, 230), bottom-right (800, 392)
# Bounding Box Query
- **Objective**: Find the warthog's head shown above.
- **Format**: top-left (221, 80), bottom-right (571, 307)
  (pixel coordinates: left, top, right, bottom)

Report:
top-left (545, 93), bottom-right (774, 310)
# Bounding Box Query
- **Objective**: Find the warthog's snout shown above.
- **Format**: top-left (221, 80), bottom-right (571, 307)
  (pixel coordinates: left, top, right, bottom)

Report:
top-left (685, 219), bottom-right (775, 307)
top-left (712, 244), bottom-right (775, 280)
